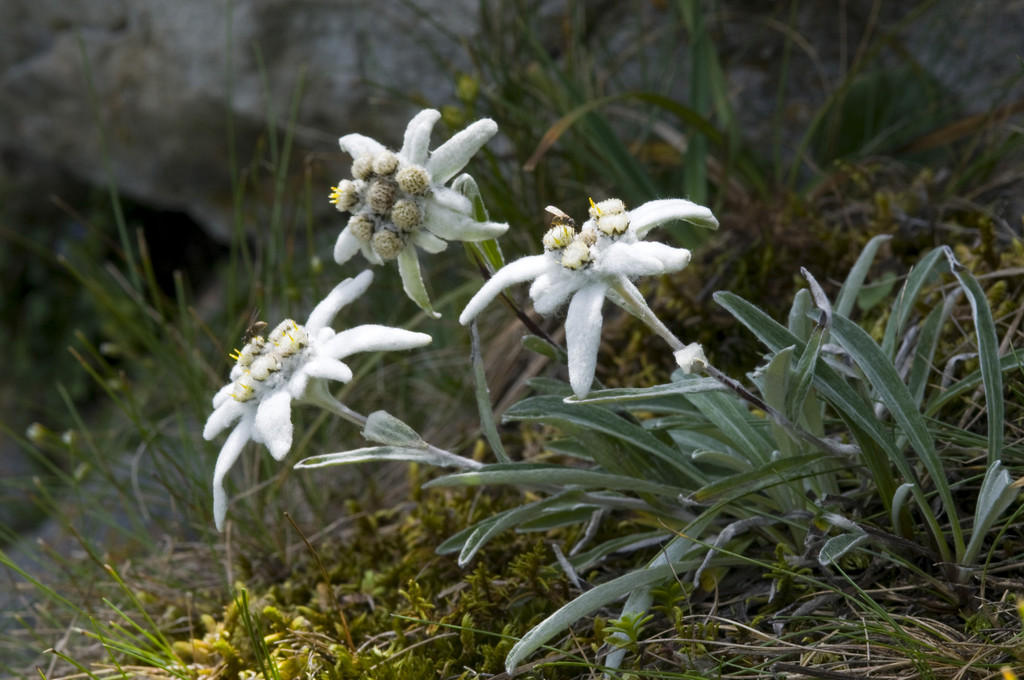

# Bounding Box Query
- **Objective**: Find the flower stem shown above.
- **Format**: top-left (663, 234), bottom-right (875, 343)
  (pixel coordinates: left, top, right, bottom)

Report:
top-left (305, 382), bottom-right (367, 428)
top-left (609, 279), bottom-right (685, 351)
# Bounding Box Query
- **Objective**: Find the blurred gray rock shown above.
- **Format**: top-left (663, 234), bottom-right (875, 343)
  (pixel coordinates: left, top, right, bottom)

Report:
top-left (0, 0), bottom-right (478, 240)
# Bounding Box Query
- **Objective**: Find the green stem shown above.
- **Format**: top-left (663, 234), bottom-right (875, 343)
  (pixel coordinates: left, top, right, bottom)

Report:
top-left (609, 280), bottom-right (684, 351)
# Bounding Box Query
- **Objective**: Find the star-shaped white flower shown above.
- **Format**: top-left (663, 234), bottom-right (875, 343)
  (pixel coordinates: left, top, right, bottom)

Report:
top-left (331, 109), bottom-right (508, 317)
top-left (459, 198), bottom-right (717, 399)
top-left (203, 270), bottom-right (432, 530)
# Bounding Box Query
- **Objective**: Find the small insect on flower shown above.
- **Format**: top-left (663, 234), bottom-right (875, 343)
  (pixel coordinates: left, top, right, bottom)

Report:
top-left (545, 205), bottom-right (576, 230)
top-left (241, 309), bottom-right (268, 345)
top-left (542, 205), bottom-right (578, 252)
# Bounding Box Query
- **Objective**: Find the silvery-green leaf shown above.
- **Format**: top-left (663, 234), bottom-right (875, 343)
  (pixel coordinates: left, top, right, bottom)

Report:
top-left (522, 334), bottom-right (568, 363)
top-left (881, 246), bottom-right (945, 358)
top-left (469, 321), bottom-right (510, 463)
top-left (829, 312), bottom-right (963, 561)
top-left (423, 463), bottom-right (689, 497)
top-left (296, 446), bottom-right (465, 469)
top-left (713, 291), bottom-right (948, 562)
top-left (688, 452), bottom-right (829, 505)
top-left (962, 462), bottom-right (1018, 567)
top-left (458, 491), bottom-right (582, 566)
top-left (857, 270), bottom-right (897, 312)
top-left (398, 247), bottom-right (439, 318)
top-left (760, 346), bottom-right (798, 458)
top-left (818, 532), bottom-right (869, 567)
top-left (504, 536), bottom-right (704, 672)
top-left (834, 234), bottom-right (891, 318)
top-left (505, 395), bottom-right (705, 484)
top-left (685, 389), bottom-right (773, 466)
top-left (361, 410), bottom-right (426, 449)
top-left (890, 482), bottom-right (915, 538)
top-left (565, 377), bottom-right (725, 404)
top-left (943, 246), bottom-right (1004, 466)
top-left (569, 530), bottom-right (670, 571)
top-left (787, 288), bottom-right (815, 342)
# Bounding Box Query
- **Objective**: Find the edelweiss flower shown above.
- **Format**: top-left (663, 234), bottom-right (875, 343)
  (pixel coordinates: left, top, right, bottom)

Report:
top-left (203, 270), bottom-right (432, 530)
top-left (460, 198), bottom-right (717, 398)
top-left (331, 109), bottom-right (508, 317)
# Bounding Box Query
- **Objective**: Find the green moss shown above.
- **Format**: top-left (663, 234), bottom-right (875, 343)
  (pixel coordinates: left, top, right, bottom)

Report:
top-left (162, 476), bottom-right (609, 678)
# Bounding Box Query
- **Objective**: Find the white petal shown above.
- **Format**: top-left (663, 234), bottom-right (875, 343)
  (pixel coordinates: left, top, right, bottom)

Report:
top-left (412, 229), bottom-right (448, 254)
top-left (286, 368), bottom-right (312, 399)
top-left (398, 246), bottom-right (441, 317)
top-left (426, 118), bottom-right (498, 185)
top-left (423, 191), bottom-right (508, 242)
top-left (628, 198), bottom-right (718, 239)
top-left (362, 240), bottom-right (384, 265)
top-left (334, 228), bottom-right (362, 265)
top-left (300, 357), bottom-right (354, 384)
top-left (204, 399), bottom-right (248, 440)
top-left (399, 109), bottom-right (441, 165)
top-left (252, 389), bottom-right (294, 461)
top-left (305, 270), bottom-right (374, 332)
top-left (598, 241), bottom-right (691, 277)
top-left (339, 133), bottom-right (386, 160)
top-left (334, 224), bottom-right (383, 268)
top-left (531, 268), bottom-right (586, 316)
top-left (314, 327), bottom-right (336, 346)
top-left (431, 185), bottom-right (473, 214)
top-left (212, 416), bottom-right (254, 531)
top-left (564, 284), bottom-right (607, 399)
top-left (212, 381), bottom-right (235, 408)
top-left (450, 173), bottom-right (482, 202)
top-left (459, 255), bottom-right (553, 324)
top-left (322, 325), bottom-right (433, 359)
